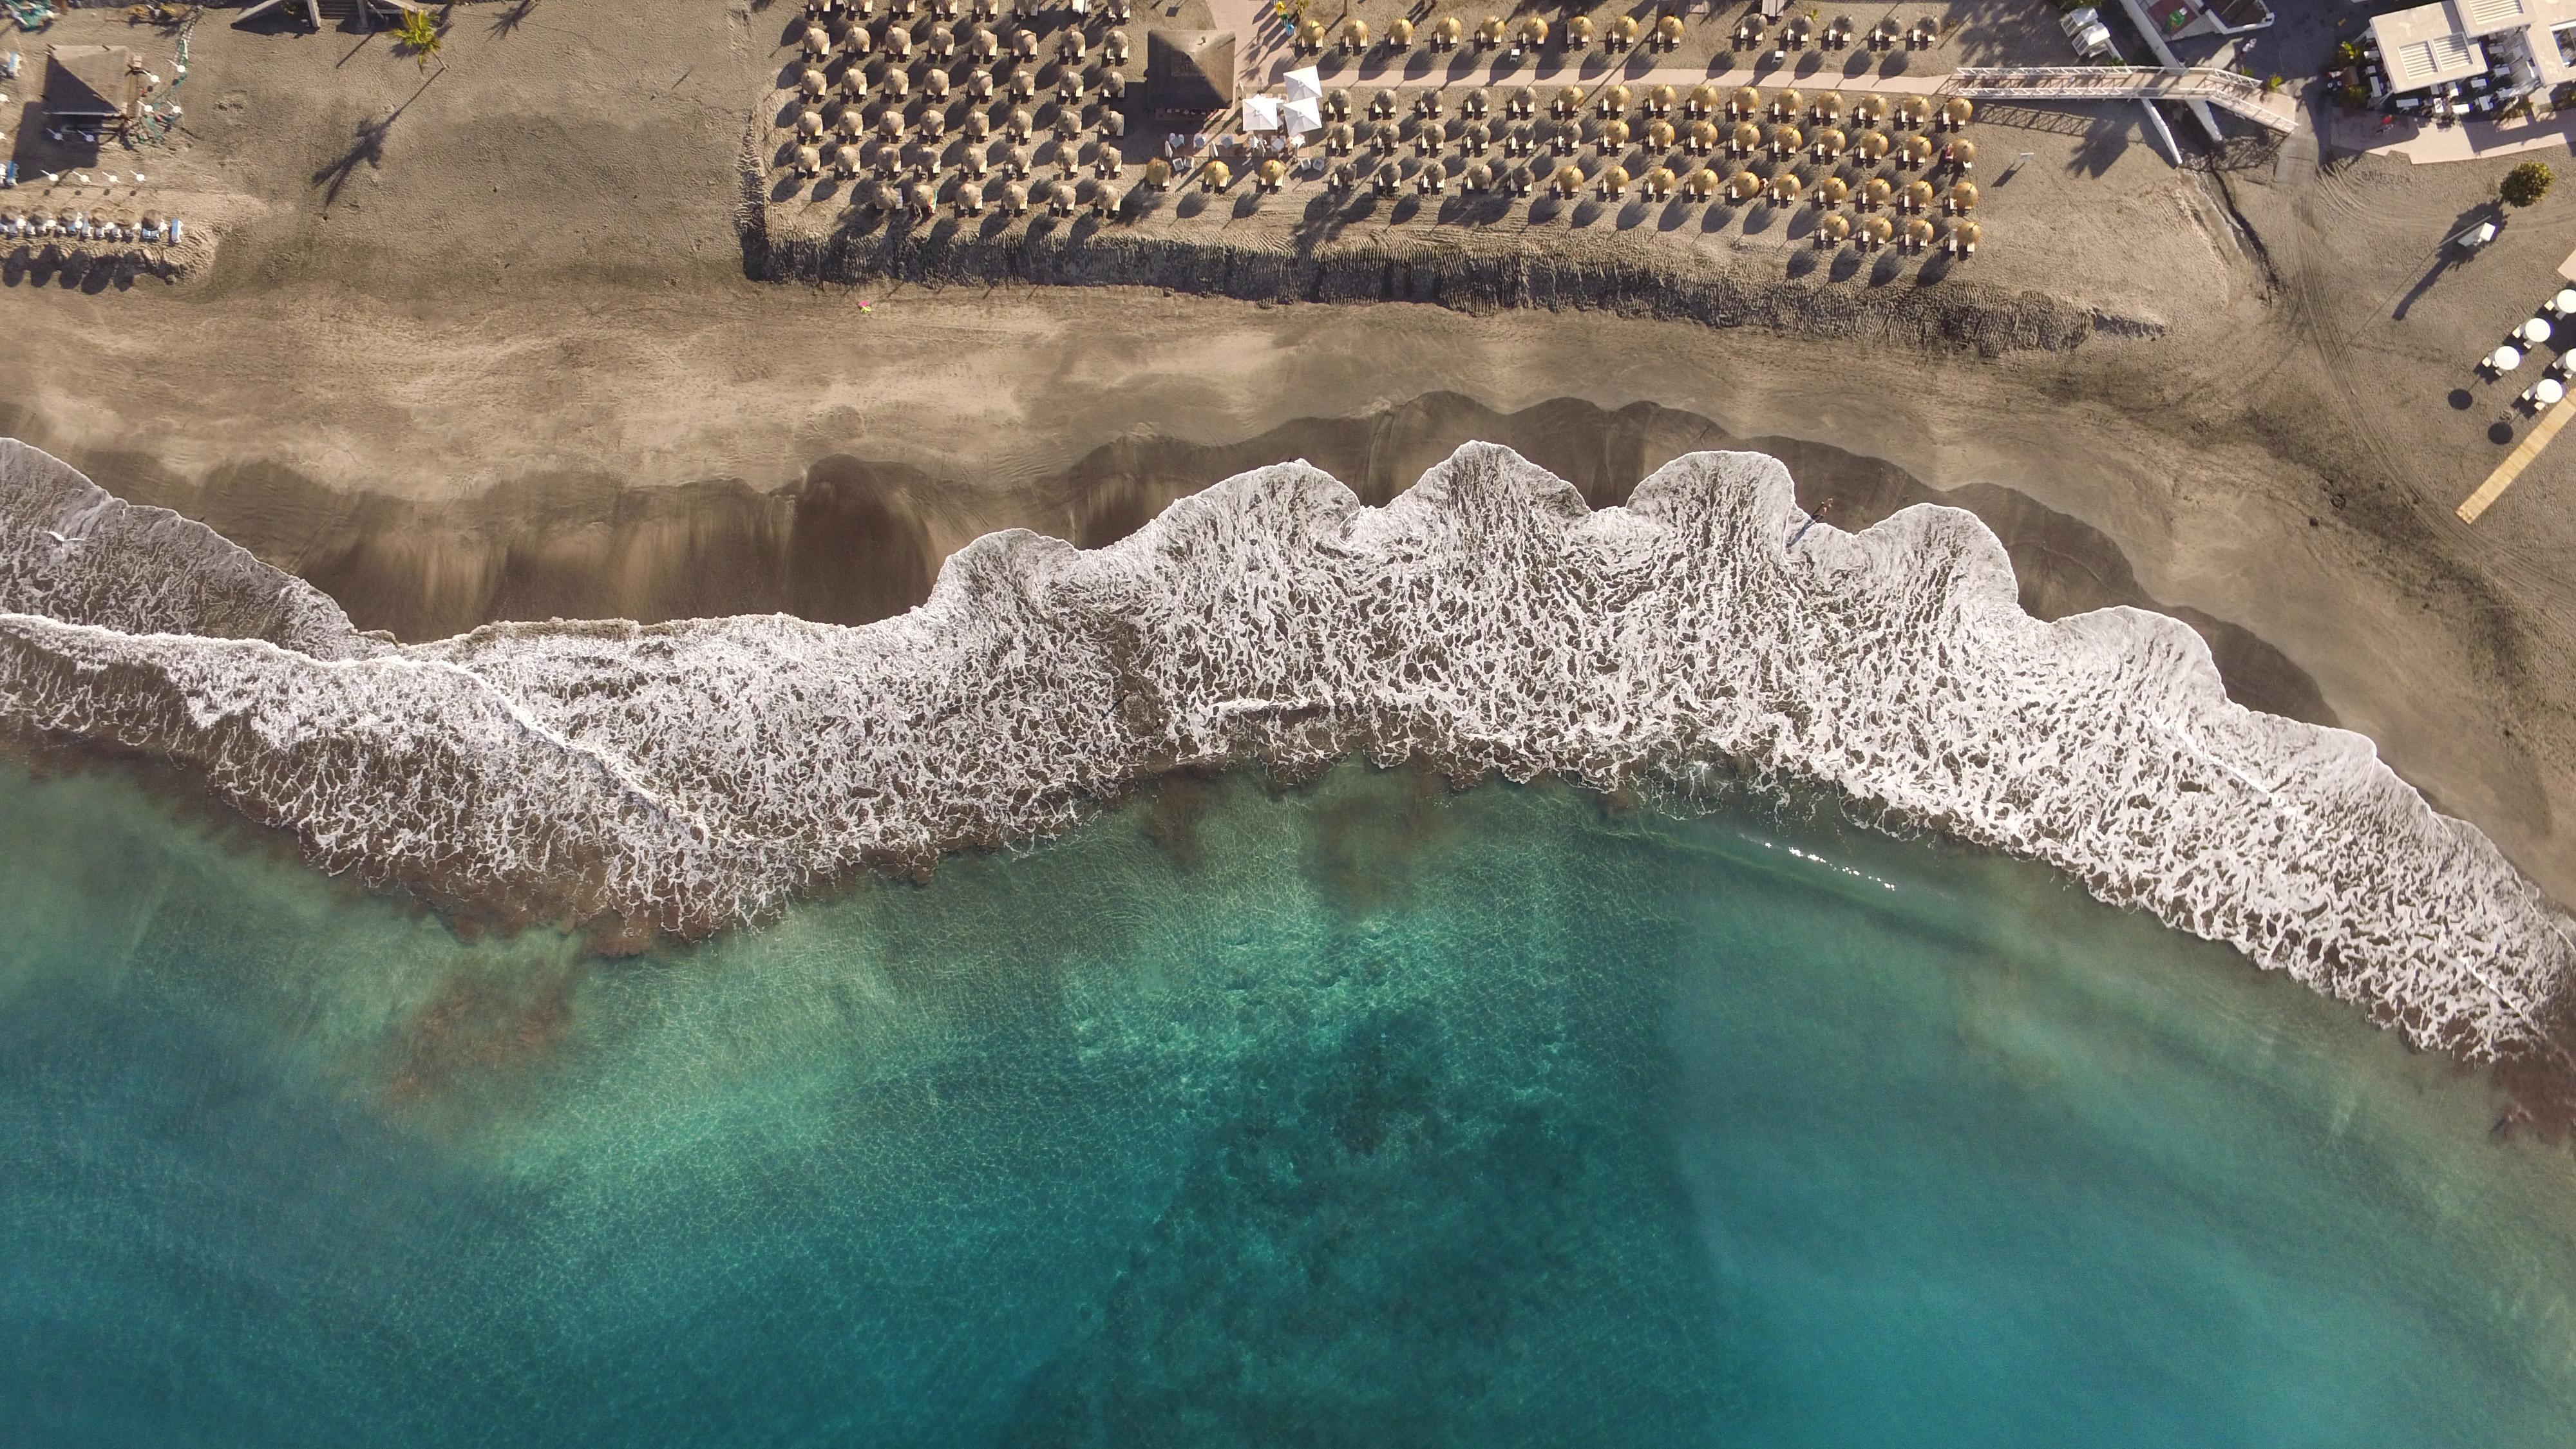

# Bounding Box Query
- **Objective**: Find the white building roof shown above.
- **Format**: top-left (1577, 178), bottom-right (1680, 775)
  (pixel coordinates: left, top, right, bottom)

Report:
top-left (2371, 2), bottom-right (2490, 89)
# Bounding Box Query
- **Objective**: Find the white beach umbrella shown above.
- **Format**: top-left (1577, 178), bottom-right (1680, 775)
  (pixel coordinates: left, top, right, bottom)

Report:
top-left (2490, 344), bottom-right (2524, 372)
top-left (1283, 66), bottom-right (1323, 102)
top-left (2555, 288), bottom-right (2576, 316)
top-left (2536, 377), bottom-right (2566, 406)
top-left (1283, 97), bottom-right (1323, 135)
top-left (2519, 317), bottom-right (2553, 345)
top-left (1243, 94), bottom-right (1284, 131)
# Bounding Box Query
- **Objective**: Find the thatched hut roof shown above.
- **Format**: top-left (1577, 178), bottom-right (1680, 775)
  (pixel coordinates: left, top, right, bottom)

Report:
top-left (1147, 30), bottom-right (1235, 113)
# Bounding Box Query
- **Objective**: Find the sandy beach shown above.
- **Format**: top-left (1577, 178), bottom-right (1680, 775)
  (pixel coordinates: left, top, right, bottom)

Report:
top-left (3, 0), bottom-right (2573, 910)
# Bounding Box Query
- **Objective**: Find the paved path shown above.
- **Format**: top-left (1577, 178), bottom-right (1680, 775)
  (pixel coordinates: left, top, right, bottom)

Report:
top-left (2459, 393), bottom-right (2573, 523)
top-left (2331, 107), bottom-right (2576, 165)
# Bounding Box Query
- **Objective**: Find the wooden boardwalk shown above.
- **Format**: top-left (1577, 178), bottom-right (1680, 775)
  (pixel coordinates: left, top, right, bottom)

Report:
top-left (2458, 396), bottom-right (2574, 524)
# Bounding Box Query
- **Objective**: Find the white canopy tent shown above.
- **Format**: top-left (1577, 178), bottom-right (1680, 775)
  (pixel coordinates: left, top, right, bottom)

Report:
top-left (1242, 93), bottom-right (1283, 131)
top-left (1283, 66), bottom-right (1323, 102)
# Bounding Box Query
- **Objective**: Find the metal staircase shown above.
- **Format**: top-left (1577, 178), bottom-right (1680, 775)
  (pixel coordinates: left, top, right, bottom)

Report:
top-left (1939, 66), bottom-right (2297, 133)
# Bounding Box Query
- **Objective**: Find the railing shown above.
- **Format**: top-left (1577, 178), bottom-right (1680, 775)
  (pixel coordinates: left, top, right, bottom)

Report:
top-left (1941, 66), bottom-right (2295, 131)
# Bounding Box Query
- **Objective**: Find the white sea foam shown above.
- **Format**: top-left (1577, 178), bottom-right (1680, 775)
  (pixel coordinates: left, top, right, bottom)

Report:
top-left (1, 437), bottom-right (2570, 1077)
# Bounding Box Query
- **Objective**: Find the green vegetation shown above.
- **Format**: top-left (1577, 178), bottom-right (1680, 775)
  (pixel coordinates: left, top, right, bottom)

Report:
top-left (2503, 160), bottom-right (2554, 207)
top-left (394, 8), bottom-right (442, 70)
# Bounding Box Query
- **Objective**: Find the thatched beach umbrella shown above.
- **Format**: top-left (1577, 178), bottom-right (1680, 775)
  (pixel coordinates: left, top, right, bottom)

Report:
top-left (803, 24), bottom-right (833, 57)
top-left (1343, 17), bottom-right (1370, 51)
top-left (1687, 83), bottom-right (1718, 119)
top-left (1294, 16), bottom-right (1325, 52)
top-left (1768, 171), bottom-right (1803, 204)
top-left (1646, 118), bottom-right (1674, 150)
top-left (1768, 124), bottom-right (1803, 158)
top-left (1372, 88), bottom-right (1400, 118)
top-left (1201, 159), bottom-right (1231, 191)
top-left (795, 143), bottom-right (824, 176)
top-left (969, 23), bottom-right (997, 59)
top-left (1480, 14), bottom-right (1507, 47)
top-left (1951, 219), bottom-right (1980, 256)
top-left (1417, 89), bottom-right (1445, 119)
top-left (879, 108), bottom-right (907, 139)
top-left (1852, 94), bottom-right (1887, 126)
top-left (1552, 163), bottom-right (1584, 197)
top-left (923, 68), bottom-right (951, 98)
top-left (1599, 118), bottom-right (1631, 151)
top-left (964, 108), bottom-right (991, 139)
top-left (1388, 15), bottom-right (1415, 48)
top-left (1101, 69), bottom-right (1125, 99)
top-left (1685, 167), bottom-right (1718, 200)
top-left (1554, 86), bottom-right (1585, 119)
top-left (1768, 88), bottom-right (1801, 121)
top-left (833, 142), bottom-right (865, 177)
top-left (1258, 157), bottom-right (1286, 191)
top-left (1941, 96), bottom-right (1974, 129)
top-left (1648, 85), bottom-right (1676, 118)
top-left (1566, 14), bottom-right (1595, 48)
top-left (1856, 129), bottom-right (1889, 162)
top-left (800, 66), bottom-right (831, 101)
top-left (1722, 169), bottom-right (1763, 203)
top-left (1466, 88), bottom-right (1491, 118)
top-left (1006, 106), bottom-right (1033, 138)
top-left (1904, 215), bottom-right (1935, 250)
top-left (1105, 28), bottom-right (1130, 62)
top-left (838, 106), bottom-right (867, 138)
top-left (1598, 162), bottom-right (1630, 196)
top-left (1434, 15), bottom-right (1462, 49)
top-left (1900, 178), bottom-right (1933, 212)
top-left (1809, 93), bottom-right (1842, 124)
top-left (928, 22), bottom-right (954, 58)
top-left (1609, 15), bottom-right (1639, 50)
top-left (1897, 95), bottom-right (1930, 128)
top-left (1599, 84), bottom-right (1631, 118)
top-left (1859, 213), bottom-right (1892, 246)
top-left (1009, 26), bottom-right (1036, 58)
top-left (1519, 15), bottom-right (1548, 48)
top-left (1326, 121), bottom-right (1354, 154)
top-left (1817, 211), bottom-right (1852, 245)
top-left (1811, 126), bottom-right (1845, 159)
top-left (1101, 109), bottom-right (1125, 138)
top-left (1465, 160), bottom-right (1495, 191)
top-left (1861, 175), bottom-right (1891, 209)
top-left (967, 66), bottom-right (994, 98)
top-left (1463, 122), bottom-right (1490, 154)
top-left (1813, 174), bottom-right (1848, 206)
top-left (1900, 135), bottom-right (1934, 167)
top-left (1144, 156), bottom-right (1172, 189)
top-left (1947, 139), bottom-right (1977, 171)
top-left (1728, 121), bottom-right (1759, 157)
top-left (1656, 14), bottom-right (1685, 49)
top-left (797, 107), bottom-right (827, 138)
top-left (1946, 180), bottom-right (1978, 213)
top-left (1510, 86), bottom-right (1536, 118)
top-left (1642, 164), bottom-right (1674, 199)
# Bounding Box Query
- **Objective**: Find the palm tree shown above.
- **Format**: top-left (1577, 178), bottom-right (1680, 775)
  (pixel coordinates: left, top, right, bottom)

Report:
top-left (395, 10), bottom-right (444, 71)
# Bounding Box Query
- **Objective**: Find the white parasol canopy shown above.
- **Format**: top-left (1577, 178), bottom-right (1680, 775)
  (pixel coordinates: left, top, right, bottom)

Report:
top-left (1283, 96), bottom-right (1323, 135)
top-left (2536, 377), bottom-right (2567, 406)
top-left (1284, 66), bottom-right (1323, 101)
top-left (1242, 93), bottom-right (1283, 131)
top-left (2557, 289), bottom-right (2576, 315)
top-left (2491, 345), bottom-right (2524, 372)
top-left (2520, 317), bottom-right (2554, 345)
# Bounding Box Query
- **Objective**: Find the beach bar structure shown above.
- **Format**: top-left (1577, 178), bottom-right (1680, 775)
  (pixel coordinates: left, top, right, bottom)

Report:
top-left (2363, 0), bottom-right (2576, 109)
top-left (1146, 30), bottom-right (1235, 117)
top-left (41, 45), bottom-right (145, 126)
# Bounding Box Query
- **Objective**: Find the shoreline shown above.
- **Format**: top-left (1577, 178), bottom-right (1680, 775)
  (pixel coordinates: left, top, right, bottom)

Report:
top-left (8, 436), bottom-right (2572, 1131)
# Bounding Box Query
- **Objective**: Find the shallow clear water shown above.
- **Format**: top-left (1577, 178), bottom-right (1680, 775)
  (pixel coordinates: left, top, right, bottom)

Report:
top-left (3, 761), bottom-right (2573, 1446)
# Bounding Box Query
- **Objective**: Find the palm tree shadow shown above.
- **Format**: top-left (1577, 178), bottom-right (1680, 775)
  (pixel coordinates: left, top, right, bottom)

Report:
top-left (310, 66), bottom-right (446, 207)
top-left (490, 0), bottom-right (540, 37)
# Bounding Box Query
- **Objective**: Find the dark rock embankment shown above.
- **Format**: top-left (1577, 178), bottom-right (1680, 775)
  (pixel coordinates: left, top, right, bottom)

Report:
top-left (747, 218), bottom-right (2150, 357)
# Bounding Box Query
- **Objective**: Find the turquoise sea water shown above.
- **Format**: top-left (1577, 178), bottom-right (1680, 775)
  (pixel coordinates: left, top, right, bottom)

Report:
top-left (4, 760), bottom-right (2574, 1446)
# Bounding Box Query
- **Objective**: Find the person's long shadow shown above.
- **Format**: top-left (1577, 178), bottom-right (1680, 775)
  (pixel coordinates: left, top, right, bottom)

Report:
top-left (2392, 202), bottom-right (2506, 319)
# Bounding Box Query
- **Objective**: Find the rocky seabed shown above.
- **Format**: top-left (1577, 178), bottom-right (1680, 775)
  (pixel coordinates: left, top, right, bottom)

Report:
top-left (2, 436), bottom-right (2570, 1094)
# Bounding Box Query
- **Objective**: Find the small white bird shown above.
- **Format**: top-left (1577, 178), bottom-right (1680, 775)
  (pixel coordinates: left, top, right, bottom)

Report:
top-left (39, 529), bottom-right (69, 545)
top-left (132, 173), bottom-right (146, 184)
top-left (40, 170), bottom-right (57, 184)
top-left (73, 172), bottom-right (88, 185)
top-left (104, 173), bottom-right (120, 185)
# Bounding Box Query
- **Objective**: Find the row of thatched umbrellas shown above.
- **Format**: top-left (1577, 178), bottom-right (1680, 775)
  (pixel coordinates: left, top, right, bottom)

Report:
top-left (805, 0), bottom-right (1130, 24)
top-left (1313, 117), bottom-right (1977, 169)
top-left (1, 207), bottom-right (184, 245)
top-left (799, 16), bottom-right (1130, 68)
top-left (1300, 11), bottom-right (1940, 56)
top-left (1327, 85), bottom-right (1971, 130)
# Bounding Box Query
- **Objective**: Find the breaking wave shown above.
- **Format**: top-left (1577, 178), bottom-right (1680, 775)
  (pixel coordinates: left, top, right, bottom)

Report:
top-left (4, 436), bottom-right (2572, 1100)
